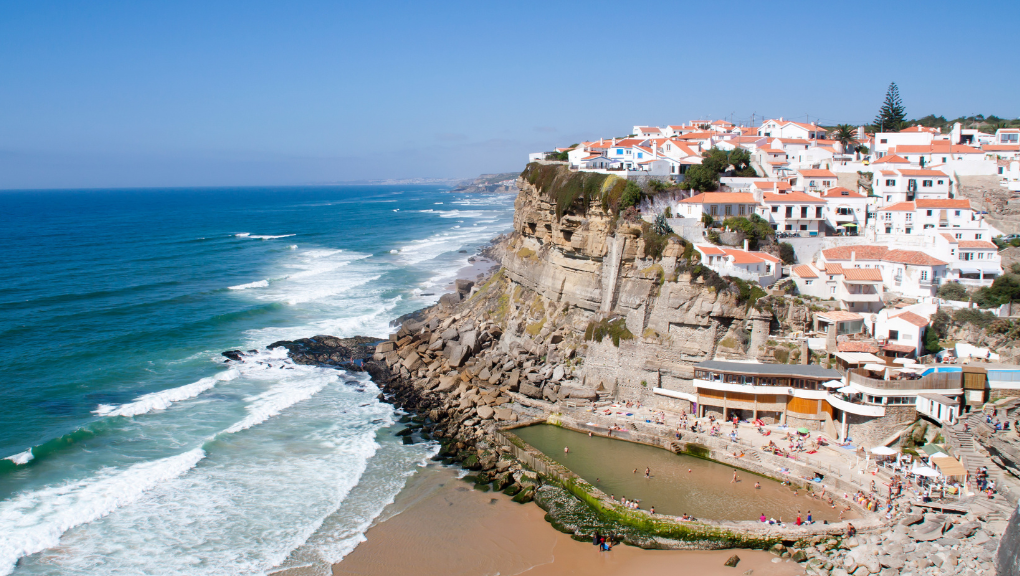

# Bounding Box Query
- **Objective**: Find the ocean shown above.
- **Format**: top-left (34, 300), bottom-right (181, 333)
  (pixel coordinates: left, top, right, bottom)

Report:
top-left (0, 185), bottom-right (515, 575)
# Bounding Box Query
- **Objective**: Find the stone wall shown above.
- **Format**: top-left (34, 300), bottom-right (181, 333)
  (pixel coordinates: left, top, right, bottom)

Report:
top-left (845, 406), bottom-right (917, 447)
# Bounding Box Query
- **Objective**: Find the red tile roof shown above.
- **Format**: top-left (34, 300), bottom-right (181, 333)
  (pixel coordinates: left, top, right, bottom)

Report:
top-left (696, 245), bottom-right (726, 255)
top-left (983, 145), bottom-right (1020, 152)
top-left (824, 263), bottom-right (844, 274)
top-left (762, 191), bottom-right (825, 203)
top-left (914, 199), bottom-right (971, 209)
top-left (958, 240), bottom-right (998, 249)
top-left (838, 341), bottom-right (880, 353)
top-left (793, 265), bottom-right (818, 278)
top-left (798, 169), bottom-right (836, 178)
top-left (822, 187), bottom-right (866, 198)
top-left (879, 202), bottom-right (915, 211)
top-left (871, 154), bottom-right (910, 164)
top-left (882, 249), bottom-right (948, 266)
top-left (897, 169), bottom-right (949, 177)
top-left (843, 268), bottom-right (883, 281)
top-left (753, 181), bottom-right (792, 191)
top-left (680, 192), bottom-right (758, 204)
top-left (899, 126), bottom-right (940, 133)
top-left (940, 233), bottom-right (958, 244)
top-left (883, 343), bottom-right (916, 353)
top-left (893, 143), bottom-right (982, 155)
top-left (893, 311), bottom-right (930, 327)
top-left (822, 245), bottom-right (890, 260)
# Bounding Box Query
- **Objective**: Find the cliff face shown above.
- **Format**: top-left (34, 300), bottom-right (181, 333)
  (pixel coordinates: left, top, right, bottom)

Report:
top-left (464, 163), bottom-right (774, 404)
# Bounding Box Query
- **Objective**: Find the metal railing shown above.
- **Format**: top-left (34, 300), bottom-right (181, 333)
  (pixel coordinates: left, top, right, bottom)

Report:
top-left (849, 370), bottom-right (961, 391)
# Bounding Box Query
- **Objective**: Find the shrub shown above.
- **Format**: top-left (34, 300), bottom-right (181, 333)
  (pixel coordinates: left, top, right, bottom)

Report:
top-left (728, 277), bottom-right (767, 309)
top-left (701, 212), bottom-right (714, 227)
top-left (640, 222), bottom-right (671, 260)
top-left (706, 230), bottom-right (721, 244)
top-left (953, 307), bottom-right (997, 326)
top-left (923, 328), bottom-right (942, 354)
top-left (721, 214), bottom-right (775, 250)
top-left (619, 181), bottom-right (643, 210)
top-left (583, 318), bottom-right (633, 347)
top-left (937, 281), bottom-right (969, 301)
top-left (779, 242), bottom-right (796, 265)
top-left (972, 274), bottom-right (1020, 308)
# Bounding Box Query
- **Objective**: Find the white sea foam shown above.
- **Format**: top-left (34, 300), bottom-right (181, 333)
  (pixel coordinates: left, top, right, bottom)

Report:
top-left (235, 232), bottom-right (251, 237)
top-left (228, 279), bottom-right (269, 290)
top-left (221, 370), bottom-right (335, 435)
top-left (289, 245), bottom-right (298, 250)
top-left (93, 369), bottom-right (240, 418)
top-left (0, 448), bottom-right (206, 576)
top-left (4, 449), bottom-right (34, 466)
top-left (249, 234), bottom-right (296, 240)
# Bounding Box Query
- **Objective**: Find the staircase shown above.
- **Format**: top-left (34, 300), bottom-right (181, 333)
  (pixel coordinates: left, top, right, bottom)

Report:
top-left (944, 411), bottom-right (1020, 507)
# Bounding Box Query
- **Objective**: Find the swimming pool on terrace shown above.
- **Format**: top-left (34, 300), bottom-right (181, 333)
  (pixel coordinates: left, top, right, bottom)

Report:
top-left (513, 424), bottom-right (853, 523)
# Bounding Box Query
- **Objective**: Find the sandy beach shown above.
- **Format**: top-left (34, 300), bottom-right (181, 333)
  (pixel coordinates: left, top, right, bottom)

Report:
top-left (332, 463), bottom-right (806, 576)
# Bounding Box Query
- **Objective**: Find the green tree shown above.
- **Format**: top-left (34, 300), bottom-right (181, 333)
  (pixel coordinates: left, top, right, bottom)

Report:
top-left (619, 181), bottom-right (642, 209)
top-left (701, 212), bottom-right (714, 227)
top-left (833, 124), bottom-right (856, 154)
top-left (923, 327), bottom-right (943, 354)
top-left (937, 281), bottom-right (969, 301)
top-left (875, 82), bottom-right (906, 132)
top-left (722, 214), bottom-right (775, 250)
top-left (728, 148), bottom-right (757, 176)
top-left (779, 242), bottom-right (796, 264)
top-left (679, 164), bottom-right (720, 192)
top-left (930, 309), bottom-right (951, 339)
top-left (972, 274), bottom-right (1020, 308)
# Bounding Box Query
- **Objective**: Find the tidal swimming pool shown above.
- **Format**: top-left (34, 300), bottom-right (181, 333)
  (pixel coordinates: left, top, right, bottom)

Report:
top-left (513, 424), bottom-right (851, 523)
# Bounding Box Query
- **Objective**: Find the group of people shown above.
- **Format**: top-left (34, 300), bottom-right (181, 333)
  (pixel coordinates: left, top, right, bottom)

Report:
top-left (591, 532), bottom-right (618, 552)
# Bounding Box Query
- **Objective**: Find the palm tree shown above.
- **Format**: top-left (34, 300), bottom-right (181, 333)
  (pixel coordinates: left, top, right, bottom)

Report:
top-left (833, 124), bottom-right (856, 156)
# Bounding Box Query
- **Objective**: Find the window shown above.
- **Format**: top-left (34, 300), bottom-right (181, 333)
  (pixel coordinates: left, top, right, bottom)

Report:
top-left (954, 210), bottom-right (960, 216)
top-left (921, 270), bottom-right (928, 281)
top-left (816, 206), bottom-right (823, 218)
top-left (830, 286), bottom-right (836, 294)
top-left (615, 149), bottom-right (622, 154)
top-left (711, 205), bottom-right (717, 216)
top-left (955, 233), bottom-right (962, 239)
top-left (942, 157), bottom-right (947, 163)
top-left (809, 180), bottom-right (816, 187)
top-left (883, 212), bottom-right (892, 221)
top-left (923, 224), bottom-right (934, 229)
top-left (885, 179), bottom-right (896, 186)
top-left (725, 205), bottom-right (732, 216)
top-left (962, 252), bottom-right (973, 261)
top-left (739, 204), bottom-right (746, 215)
top-left (889, 330), bottom-right (899, 340)
top-left (771, 206), bottom-right (778, 213)
top-left (637, 152), bottom-right (643, 159)
top-left (806, 280), bottom-right (814, 285)
top-left (800, 224), bottom-right (808, 230)
top-left (951, 249), bottom-right (956, 256)
top-left (922, 180), bottom-right (933, 187)
top-left (880, 138), bottom-right (888, 144)
top-left (938, 180), bottom-right (944, 184)
top-left (906, 227), bottom-right (912, 234)
top-left (978, 252), bottom-right (984, 259)
top-left (905, 213), bottom-right (912, 222)
top-left (926, 210), bottom-right (933, 216)
top-left (886, 227), bottom-right (892, 234)
top-left (976, 233), bottom-right (983, 240)
top-left (785, 224), bottom-right (793, 231)
top-left (785, 206), bottom-right (793, 217)
top-left (801, 206), bottom-right (808, 218)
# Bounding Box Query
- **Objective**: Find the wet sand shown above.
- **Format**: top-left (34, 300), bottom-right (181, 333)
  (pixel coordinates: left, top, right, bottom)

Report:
top-left (333, 464), bottom-right (806, 576)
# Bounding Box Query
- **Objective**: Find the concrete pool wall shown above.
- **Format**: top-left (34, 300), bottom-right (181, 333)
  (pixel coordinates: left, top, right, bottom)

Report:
top-left (493, 415), bottom-right (888, 547)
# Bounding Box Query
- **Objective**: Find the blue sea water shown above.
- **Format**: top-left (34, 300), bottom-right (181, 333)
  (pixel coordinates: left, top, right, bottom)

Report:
top-left (0, 185), bottom-right (515, 575)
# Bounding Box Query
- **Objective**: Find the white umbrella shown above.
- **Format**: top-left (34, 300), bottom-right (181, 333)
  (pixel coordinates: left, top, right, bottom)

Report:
top-left (822, 380), bottom-right (843, 388)
top-left (871, 446), bottom-right (897, 455)
top-left (911, 466), bottom-right (940, 477)
top-left (837, 386), bottom-right (854, 394)
top-left (863, 363), bottom-right (889, 371)
top-left (894, 358), bottom-right (917, 365)
top-left (894, 367), bottom-right (919, 374)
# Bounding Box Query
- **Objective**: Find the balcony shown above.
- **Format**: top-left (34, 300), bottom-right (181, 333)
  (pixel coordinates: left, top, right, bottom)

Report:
top-left (837, 285), bottom-right (881, 302)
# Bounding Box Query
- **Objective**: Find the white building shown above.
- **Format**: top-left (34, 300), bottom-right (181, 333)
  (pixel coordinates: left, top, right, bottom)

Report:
top-left (792, 263), bottom-right (885, 313)
top-left (758, 190), bottom-right (826, 235)
top-left (694, 244), bottom-right (781, 287)
top-left (757, 119), bottom-right (827, 140)
top-left (931, 233), bottom-right (1002, 287)
top-left (871, 308), bottom-right (932, 358)
top-left (821, 187), bottom-right (869, 233)
top-left (872, 168), bottom-right (951, 206)
top-left (794, 169), bottom-right (837, 193)
top-left (677, 192), bottom-right (758, 222)
top-left (818, 245), bottom-right (948, 299)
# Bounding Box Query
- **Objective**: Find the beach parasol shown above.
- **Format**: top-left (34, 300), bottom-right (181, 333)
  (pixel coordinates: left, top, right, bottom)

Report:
top-left (911, 466), bottom-right (940, 477)
top-left (893, 358), bottom-right (917, 365)
top-left (822, 380), bottom-right (843, 388)
top-left (863, 363), bottom-right (888, 371)
top-left (837, 386), bottom-right (854, 394)
top-left (870, 446), bottom-right (897, 455)
top-left (797, 427), bottom-right (810, 434)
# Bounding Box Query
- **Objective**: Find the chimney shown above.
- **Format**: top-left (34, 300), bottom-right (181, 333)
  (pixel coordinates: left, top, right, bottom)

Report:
top-left (851, 250), bottom-right (856, 264)
top-left (743, 239), bottom-right (749, 251)
top-left (652, 141), bottom-right (657, 158)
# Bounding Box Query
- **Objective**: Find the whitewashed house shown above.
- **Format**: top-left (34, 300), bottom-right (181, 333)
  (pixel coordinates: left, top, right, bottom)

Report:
top-left (872, 168), bottom-right (951, 206)
top-left (694, 244), bottom-right (782, 287)
top-left (758, 190), bottom-right (825, 235)
top-left (872, 308), bottom-right (932, 358)
top-left (821, 187), bottom-right (869, 233)
top-left (757, 119), bottom-right (827, 140)
top-left (793, 169), bottom-right (837, 193)
top-left (931, 232), bottom-right (1002, 287)
top-left (678, 192), bottom-right (759, 222)
top-left (818, 245), bottom-right (948, 299)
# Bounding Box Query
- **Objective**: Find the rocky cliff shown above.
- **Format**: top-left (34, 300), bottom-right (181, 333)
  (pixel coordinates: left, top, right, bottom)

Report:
top-left (452, 162), bottom-right (776, 406)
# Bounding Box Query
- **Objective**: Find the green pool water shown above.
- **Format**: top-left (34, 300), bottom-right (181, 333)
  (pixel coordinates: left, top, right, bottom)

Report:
top-left (513, 424), bottom-right (849, 523)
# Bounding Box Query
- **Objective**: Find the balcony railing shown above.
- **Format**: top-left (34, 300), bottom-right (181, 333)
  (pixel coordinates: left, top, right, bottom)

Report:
top-left (848, 370), bottom-right (962, 391)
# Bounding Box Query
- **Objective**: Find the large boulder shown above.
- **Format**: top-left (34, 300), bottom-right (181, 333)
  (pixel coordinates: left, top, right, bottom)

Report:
top-left (460, 330), bottom-right (480, 354)
top-left (477, 405), bottom-right (494, 420)
top-left (519, 382), bottom-right (543, 399)
top-left (559, 385), bottom-right (597, 401)
top-left (448, 344), bottom-right (470, 368)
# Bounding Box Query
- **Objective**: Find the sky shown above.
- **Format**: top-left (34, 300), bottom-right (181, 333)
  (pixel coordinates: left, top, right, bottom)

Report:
top-left (1, 0), bottom-right (1019, 189)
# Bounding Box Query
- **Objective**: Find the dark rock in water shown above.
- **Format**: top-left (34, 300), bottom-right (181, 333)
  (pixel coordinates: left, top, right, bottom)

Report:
top-left (401, 436), bottom-right (415, 445)
top-left (455, 279), bottom-right (474, 295)
top-left (389, 307), bottom-right (428, 329)
top-left (458, 250), bottom-right (468, 253)
top-left (222, 350), bottom-right (244, 362)
top-left (724, 555), bottom-right (740, 567)
top-left (265, 335), bottom-right (378, 370)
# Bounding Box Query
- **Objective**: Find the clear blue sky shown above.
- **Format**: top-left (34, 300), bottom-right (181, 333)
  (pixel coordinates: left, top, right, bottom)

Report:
top-left (2, 0), bottom-right (1018, 189)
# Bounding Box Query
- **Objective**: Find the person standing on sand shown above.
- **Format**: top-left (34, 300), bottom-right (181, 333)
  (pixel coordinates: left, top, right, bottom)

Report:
top-left (732, 470), bottom-right (739, 483)
top-left (564, 446), bottom-right (569, 454)
top-left (645, 467), bottom-right (650, 478)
